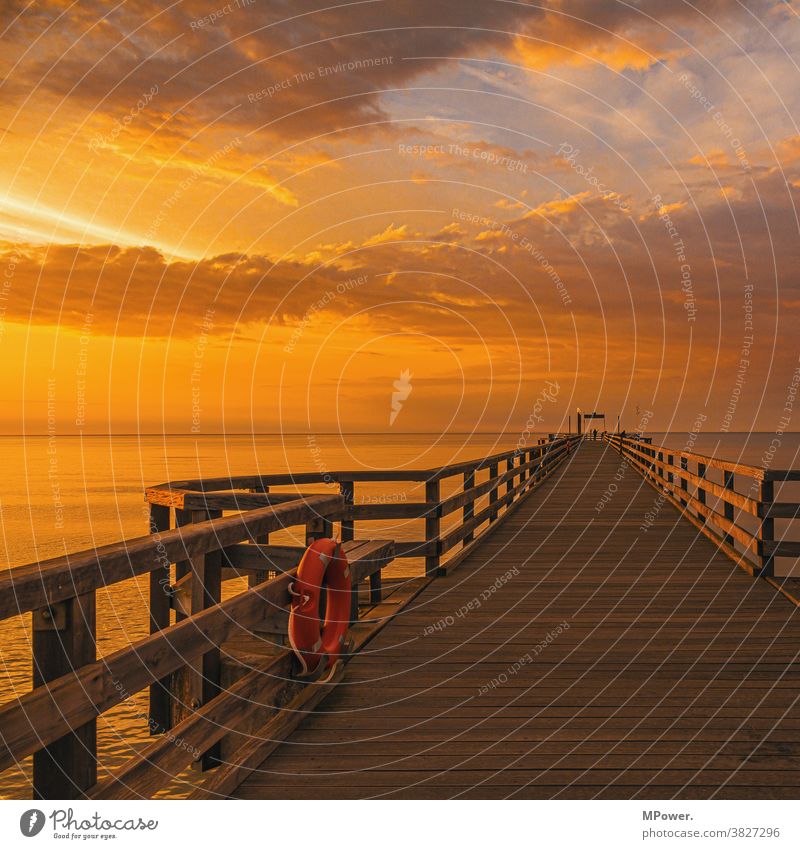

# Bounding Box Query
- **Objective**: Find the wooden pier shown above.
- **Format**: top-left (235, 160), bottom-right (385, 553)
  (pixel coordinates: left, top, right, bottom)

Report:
top-left (3, 435), bottom-right (800, 799)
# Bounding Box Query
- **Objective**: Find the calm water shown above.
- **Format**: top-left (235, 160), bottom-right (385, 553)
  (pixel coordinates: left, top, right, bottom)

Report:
top-left (2, 430), bottom-right (799, 798)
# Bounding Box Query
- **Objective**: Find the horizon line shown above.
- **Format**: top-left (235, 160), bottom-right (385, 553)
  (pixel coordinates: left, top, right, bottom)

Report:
top-left (1, 430), bottom-right (797, 437)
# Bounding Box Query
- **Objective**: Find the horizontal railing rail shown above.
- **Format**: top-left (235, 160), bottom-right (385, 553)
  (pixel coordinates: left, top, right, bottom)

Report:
top-left (0, 494), bottom-right (344, 620)
top-left (0, 434), bottom-right (580, 800)
top-left (603, 433), bottom-right (800, 577)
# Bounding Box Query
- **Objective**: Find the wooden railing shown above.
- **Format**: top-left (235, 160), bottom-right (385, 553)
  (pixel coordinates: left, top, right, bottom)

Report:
top-left (0, 434), bottom-right (579, 800)
top-left (604, 433), bottom-right (800, 578)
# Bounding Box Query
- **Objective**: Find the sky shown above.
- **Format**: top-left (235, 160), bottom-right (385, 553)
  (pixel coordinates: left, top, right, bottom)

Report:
top-left (1, 0), bottom-right (799, 435)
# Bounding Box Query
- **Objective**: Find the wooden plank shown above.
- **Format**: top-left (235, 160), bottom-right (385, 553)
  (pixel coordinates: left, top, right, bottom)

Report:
top-left (190, 665), bottom-right (346, 798)
top-left (172, 508), bottom-right (195, 620)
top-left (146, 470), bottom-right (432, 500)
top-left (462, 470), bottom-right (475, 544)
top-left (139, 487), bottom-right (313, 512)
top-left (351, 541), bottom-right (394, 583)
top-left (148, 504), bottom-right (172, 735)
top-left (144, 487), bottom-right (193, 508)
top-left (425, 480), bottom-right (440, 576)
top-left (32, 592), bottom-right (96, 799)
top-left (762, 469), bottom-right (800, 482)
top-left (680, 456), bottom-right (688, 506)
top-left (759, 480), bottom-right (776, 576)
top-left (182, 491), bottom-right (314, 511)
top-left (350, 502), bottom-right (431, 520)
top-left (391, 540), bottom-right (433, 558)
top-left (762, 540), bottom-right (800, 558)
top-left (723, 470), bottom-right (735, 546)
top-left (763, 502), bottom-right (800, 519)
top-left (488, 463), bottom-right (499, 522)
top-left (188, 510), bottom-right (222, 767)
top-left (339, 480), bottom-right (354, 542)
top-left (223, 544), bottom-right (305, 573)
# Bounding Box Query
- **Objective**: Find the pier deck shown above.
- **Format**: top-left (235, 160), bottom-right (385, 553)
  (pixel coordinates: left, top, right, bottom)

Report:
top-left (5, 435), bottom-right (800, 800)
top-left (234, 443), bottom-right (800, 799)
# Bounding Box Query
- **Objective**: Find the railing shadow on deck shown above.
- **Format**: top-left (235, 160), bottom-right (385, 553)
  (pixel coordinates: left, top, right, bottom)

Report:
top-left (0, 434), bottom-right (580, 800)
top-left (603, 433), bottom-right (800, 584)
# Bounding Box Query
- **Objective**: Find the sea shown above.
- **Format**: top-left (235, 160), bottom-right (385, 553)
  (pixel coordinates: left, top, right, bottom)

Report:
top-left (1, 430), bottom-right (799, 798)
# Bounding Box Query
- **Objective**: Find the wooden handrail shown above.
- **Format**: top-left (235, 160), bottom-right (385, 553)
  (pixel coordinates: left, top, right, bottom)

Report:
top-left (605, 432), bottom-right (796, 480)
top-left (144, 438), bottom-right (572, 507)
top-left (0, 494), bottom-right (343, 620)
top-left (603, 433), bottom-right (799, 577)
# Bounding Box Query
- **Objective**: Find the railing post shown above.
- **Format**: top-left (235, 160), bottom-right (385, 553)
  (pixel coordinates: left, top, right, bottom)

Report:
top-left (173, 508), bottom-right (194, 621)
top-left (369, 568), bottom-right (382, 605)
top-left (306, 515), bottom-right (331, 543)
top-left (506, 457), bottom-right (514, 502)
top-left (165, 506), bottom-right (195, 720)
top-left (251, 483), bottom-right (269, 587)
top-left (191, 510), bottom-right (222, 769)
top-left (170, 508), bottom-right (222, 770)
top-left (32, 591), bottom-right (97, 798)
top-left (667, 454), bottom-right (674, 487)
top-left (697, 462), bottom-right (707, 522)
top-left (758, 479), bottom-right (775, 576)
top-left (339, 480), bottom-right (354, 542)
top-left (425, 479), bottom-right (440, 576)
top-left (463, 470), bottom-right (475, 544)
top-left (532, 447), bottom-right (542, 484)
top-left (723, 471), bottom-right (735, 546)
top-left (350, 571), bottom-right (360, 624)
top-left (680, 457), bottom-right (688, 507)
top-left (489, 463), bottom-right (499, 522)
top-left (148, 503), bottom-right (172, 734)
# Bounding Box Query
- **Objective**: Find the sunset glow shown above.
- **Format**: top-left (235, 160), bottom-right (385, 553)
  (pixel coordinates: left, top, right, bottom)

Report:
top-left (1, 1), bottom-right (799, 434)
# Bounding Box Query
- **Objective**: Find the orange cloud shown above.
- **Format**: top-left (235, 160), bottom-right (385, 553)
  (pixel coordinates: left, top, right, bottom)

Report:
top-left (514, 34), bottom-right (665, 72)
top-left (362, 224), bottom-right (413, 247)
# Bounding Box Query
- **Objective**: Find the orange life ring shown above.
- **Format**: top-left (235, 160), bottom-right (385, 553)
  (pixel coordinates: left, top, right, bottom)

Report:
top-left (288, 538), bottom-right (352, 677)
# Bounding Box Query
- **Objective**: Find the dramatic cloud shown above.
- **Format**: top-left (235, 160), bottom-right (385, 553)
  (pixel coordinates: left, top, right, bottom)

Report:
top-left (0, 0), bottom-right (798, 431)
